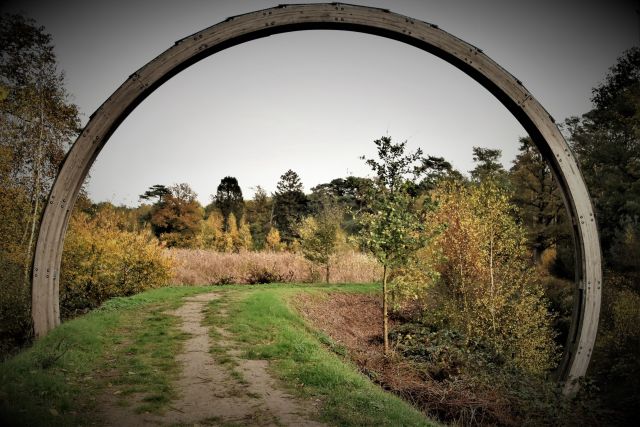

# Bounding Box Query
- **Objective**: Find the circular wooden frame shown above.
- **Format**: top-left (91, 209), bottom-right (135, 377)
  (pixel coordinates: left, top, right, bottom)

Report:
top-left (32, 3), bottom-right (601, 392)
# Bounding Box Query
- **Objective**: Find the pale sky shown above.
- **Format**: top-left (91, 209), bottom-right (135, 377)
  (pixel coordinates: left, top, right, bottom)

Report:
top-left (3, 0), bottom-right (638, 206)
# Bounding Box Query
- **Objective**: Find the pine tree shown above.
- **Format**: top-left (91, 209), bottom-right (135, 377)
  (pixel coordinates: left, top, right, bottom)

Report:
top-left (509, 137), bottom-right (569, 263)
top-left (272, 170), bottom-right (309, 243)
top-left (213, 176), bottom-right (244, 230)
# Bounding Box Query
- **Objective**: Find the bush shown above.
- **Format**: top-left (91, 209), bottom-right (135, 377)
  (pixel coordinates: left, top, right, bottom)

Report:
top-left (394, 181), bottom-right (559, 375)
top-left (60, 208), bottom-right (172, 318)
top-left (0, 260), bottom-right (32, 359)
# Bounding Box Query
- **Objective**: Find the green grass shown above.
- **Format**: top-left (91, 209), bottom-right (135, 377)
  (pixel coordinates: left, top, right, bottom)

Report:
top-left (0, 286), bottom-right (212, 426)
top-left (205, 283), bottom-right (437, 427)
top-left (1, 283), bottom-right (437, 426)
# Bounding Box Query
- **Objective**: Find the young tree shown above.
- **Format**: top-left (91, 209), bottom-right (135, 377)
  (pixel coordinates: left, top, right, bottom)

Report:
top-left (422, 180), bottom-right (558, 374)
top-left (244, 186), bottom-right (272, 249)
top-left (213, 176), bottom-right (244, 229)
top-left (359, 136), bottom-right (426, 354)
top-left (272, 169), bottom-right (309, 243)
top-left (298, 210), bottom-right (342, 283)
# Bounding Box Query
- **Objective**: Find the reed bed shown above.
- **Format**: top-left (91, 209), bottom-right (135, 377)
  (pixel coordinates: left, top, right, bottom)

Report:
top-left (167, 249), bottom-right (381, 285)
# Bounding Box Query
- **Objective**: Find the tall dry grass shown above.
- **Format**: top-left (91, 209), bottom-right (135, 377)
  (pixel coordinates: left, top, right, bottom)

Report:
top-left (167, 249), bottom-right (381, 285)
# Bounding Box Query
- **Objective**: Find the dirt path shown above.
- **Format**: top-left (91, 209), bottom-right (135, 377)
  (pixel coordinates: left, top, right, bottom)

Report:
top-left (101, 292), bottom-right (326, 426)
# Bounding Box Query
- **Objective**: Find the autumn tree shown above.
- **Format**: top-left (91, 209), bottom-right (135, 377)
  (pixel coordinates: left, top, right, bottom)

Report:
top-left (420, 180), bottom-right (558, 374)
top-left (265, 227), bottom-right (283, 251)
top-left (141, 183), bottom-right (203, 247)
top-left (0, 14), bottom-right (80, 285)
top-left (61, 207), bottom-right (172, 318)
top-left (198, 209), bottom-right (225, 250)
top-left (359, 136), bottom-right (426, 354)
top-left (212, 176), bottom-right (244, 230)
top-left (237, 216), bottom-right (253, 251)
top-left (298, 209), bottom-right (343, 283)
top-left (272, 169), bottom-right (309, 244)
top-left (0, 14), bottom-right (80, 354)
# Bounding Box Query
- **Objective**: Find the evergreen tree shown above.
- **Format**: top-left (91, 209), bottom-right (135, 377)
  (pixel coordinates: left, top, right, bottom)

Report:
top-left (272, 170), bottom-right (309, 243)
top-left (213, 176), bottom-right (244, 229)
top-left (509, 137), bottom-right (569, 263)
top-left (569, 47), bottom-right (640, 253)
top-left (139, 184), bottom-right (171, 204)
top-left (470, 147), bottom-right (508, 187)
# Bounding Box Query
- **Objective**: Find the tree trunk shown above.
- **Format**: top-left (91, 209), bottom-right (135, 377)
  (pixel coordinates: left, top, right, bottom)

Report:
top-left (382, 264), bottom-right (389, 355)
top-left (325, 263), bottom-right (330, 284)
top-left (23, 95), bottom-right (44, 286)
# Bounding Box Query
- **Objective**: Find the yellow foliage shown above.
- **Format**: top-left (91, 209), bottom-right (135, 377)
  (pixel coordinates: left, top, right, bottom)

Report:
top-left (60, 208), bottom-right (172, 317)
top-left (238, 217), bottom-right (253, 251)
top-left (395, 181), bottom-right (559, 374)
top-left (265, 228), bottom-right (283, 252)
top-left (198, 210), bottom-right (225, 250)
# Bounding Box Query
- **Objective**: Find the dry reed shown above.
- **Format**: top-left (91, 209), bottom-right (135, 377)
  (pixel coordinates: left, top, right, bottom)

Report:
top-left (166, 249), bottom-right (381, 285)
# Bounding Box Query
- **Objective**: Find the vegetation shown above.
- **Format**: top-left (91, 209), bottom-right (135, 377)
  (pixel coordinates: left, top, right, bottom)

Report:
top-left (1, 11), bottom-right (639, 426)
top-left (60, 206), bottom-right (173, 318)
top-left (0, 13), bottom-right (80, 355)
top-left (0, 286), bottom-right (207, 426)
top-left (359, 136), bottom-right (428, 354)
top-left (272, 169), bottom-right (310, 244)
top-left (205, 284), bottom-right (437, 426)
top-left (297, 208), bottom-right (344, 283)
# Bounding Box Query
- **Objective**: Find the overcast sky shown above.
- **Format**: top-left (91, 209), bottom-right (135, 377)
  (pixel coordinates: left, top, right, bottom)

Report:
top-left (2, 0), bottom-right (638, 206)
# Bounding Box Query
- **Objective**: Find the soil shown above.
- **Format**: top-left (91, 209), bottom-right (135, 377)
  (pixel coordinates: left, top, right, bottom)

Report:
top-left (293, 292), bottom-right (511, 426)
top-left (99, 292), bottom-right (327, 426)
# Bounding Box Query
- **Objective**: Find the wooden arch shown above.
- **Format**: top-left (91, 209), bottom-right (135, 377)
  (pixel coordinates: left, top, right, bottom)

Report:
top-left (32, 3), bottom-right (601, 392)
